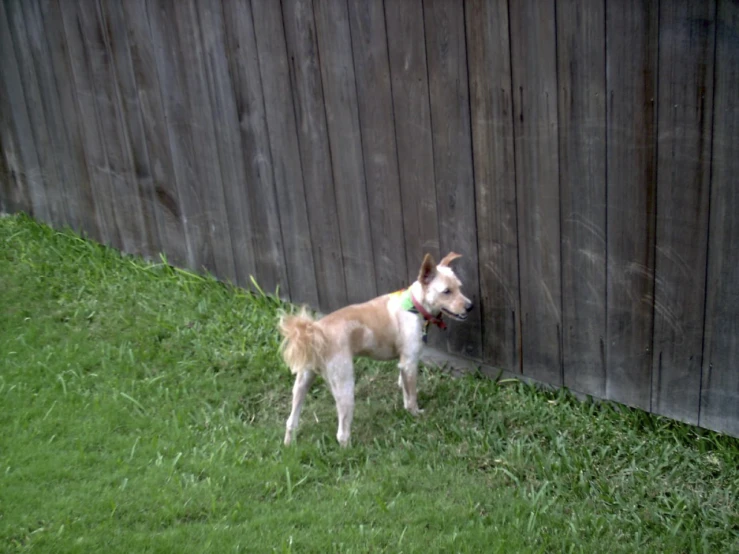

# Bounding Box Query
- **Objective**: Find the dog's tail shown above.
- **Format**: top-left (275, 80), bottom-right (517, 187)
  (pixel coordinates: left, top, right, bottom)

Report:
top-left (278, 308), bottom-right (327, 375)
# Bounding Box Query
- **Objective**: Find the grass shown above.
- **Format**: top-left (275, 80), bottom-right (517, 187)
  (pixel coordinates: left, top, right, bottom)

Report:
top-left (0, 213), bottom-right (737, 553)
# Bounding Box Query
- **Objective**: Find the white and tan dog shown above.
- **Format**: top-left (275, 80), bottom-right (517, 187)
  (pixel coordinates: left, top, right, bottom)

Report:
top-left (278, 252), bottom-right (473, 447)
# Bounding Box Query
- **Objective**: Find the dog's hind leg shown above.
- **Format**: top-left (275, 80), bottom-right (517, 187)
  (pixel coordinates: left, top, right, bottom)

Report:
top-left (326, 355), bottom-right (355, 447)
top-left (284, 370), bottom-right (316, 446)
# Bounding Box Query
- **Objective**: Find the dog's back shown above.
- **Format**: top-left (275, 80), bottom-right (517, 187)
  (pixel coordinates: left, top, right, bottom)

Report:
top-left (317, 295), bottom-right (402, 361)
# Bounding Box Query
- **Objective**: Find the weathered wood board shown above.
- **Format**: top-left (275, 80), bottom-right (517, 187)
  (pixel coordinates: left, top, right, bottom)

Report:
top-left (424, 0), bottom-right (482, 358)
top-left (509, 0), bottom-right (563, 385)
top-left (652, 0), bottom-right (716, 425)
top-left (700, 0), bottom-right (739, 437)
top-left (605, 0), bottom-right (659, 410)
top-left (281, 0), bottom-right (347, 312)
top-left (557, 0), bottom-right (608, 397)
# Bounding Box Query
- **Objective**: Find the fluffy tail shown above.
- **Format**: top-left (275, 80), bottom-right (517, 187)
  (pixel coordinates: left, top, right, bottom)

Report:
top-left (278, 308), bottom-right (327, 374)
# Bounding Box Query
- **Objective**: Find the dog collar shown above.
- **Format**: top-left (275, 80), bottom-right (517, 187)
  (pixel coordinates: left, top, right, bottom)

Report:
top-left (393, 287), bottom-right (446, 343)
top-left (393, 288), bottom-right (447, 342)
top-left (409, 293), bottom-right (447, 331)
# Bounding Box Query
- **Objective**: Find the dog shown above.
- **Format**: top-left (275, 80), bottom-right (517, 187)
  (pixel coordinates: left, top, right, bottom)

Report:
top-left (278, 252), bottom-right (473, 447)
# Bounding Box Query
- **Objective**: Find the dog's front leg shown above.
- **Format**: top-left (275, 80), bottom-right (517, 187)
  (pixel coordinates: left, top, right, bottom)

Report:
top-left (398, 356), bottom-right (423, 416)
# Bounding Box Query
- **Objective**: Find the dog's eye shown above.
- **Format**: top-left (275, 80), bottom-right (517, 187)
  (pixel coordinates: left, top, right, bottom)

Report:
top-left (443, 288), bottom-right (451, 295)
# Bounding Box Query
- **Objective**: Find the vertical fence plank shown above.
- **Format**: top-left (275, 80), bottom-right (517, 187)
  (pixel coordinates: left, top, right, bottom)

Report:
top-left (423, 0), bottom-right (482, 358)
top-left (384, 0), bottom-right (440, 282)
top-left (21, 0), bottom-right (84, 233)
top-left (313, 0), bottom-right (377, 304)
top-left (282, 0), bottom-right (347, 312)
top-left (557, 0), bottom-right (607, 397)
top-left (0, 132), bottom-right (13, 214)
top-left (606, 0), bottom-right (658, 410)
top-left (0, 100), bottom-right (28, 215)
top-left (146, 0), bottom-right (206, 271)
top-left (0, 125), bottom-right (17, 214)
top-left (465, 0), bottom-right (519, 371)
top-left (167, 0), bottom-right (237, 281)
top-left (197, 0), bottom-right (269, 290)
top-left (75, 0), bottom-right (151, 255)
top-left (700, 0), bottom-right (739, 437)
top-left (218, 0), bottom-right (291, 295)
top-left (119, 0), bottom-right (188, 268)
top-left (98, 0), bottom-right (161, 258)
top-left (347, 0), bottom-right (408, 294)
top-left (6, 0), bottom-right (64, 227)
top-left (0, 1), bottom-right (34, 216)
top-left (147, 0), bottom-right (234, 278)
top-left (251, 0), bottom-right (319, 307)
top-left (81, 0), bottom-right (156, 254)
top-left (652, 0), bottom-right (716, 425)
top-left (60, 0), bottom-right (121, 248)
top-left (38, 0), bottom-right (99, 240)
top-left (509, 0), bottom-right (563, 384)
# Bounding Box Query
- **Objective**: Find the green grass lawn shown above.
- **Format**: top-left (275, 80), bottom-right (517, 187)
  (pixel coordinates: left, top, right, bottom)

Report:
top-left (1, 214), bottom-right (737, 553)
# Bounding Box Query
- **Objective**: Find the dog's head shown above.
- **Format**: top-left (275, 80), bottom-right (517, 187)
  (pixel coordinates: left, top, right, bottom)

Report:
top-left (417, 252), bottom-right (473, 321)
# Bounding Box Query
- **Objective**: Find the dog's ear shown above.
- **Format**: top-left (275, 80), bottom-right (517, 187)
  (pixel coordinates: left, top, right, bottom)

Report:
top-left (418, 253), bottom-right (437, 285)
top-left (439, 252), bottom-right (462, 267)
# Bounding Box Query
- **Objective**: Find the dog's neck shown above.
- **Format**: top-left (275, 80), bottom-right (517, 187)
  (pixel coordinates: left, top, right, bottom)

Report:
top-left (404, 281), bottom-right (446, 343)
top-left (408, 281), bottom-right (438, 317)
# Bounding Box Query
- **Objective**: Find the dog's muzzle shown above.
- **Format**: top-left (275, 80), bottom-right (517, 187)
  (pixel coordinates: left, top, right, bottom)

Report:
top-left (443, 302), bottom-right (473, 321)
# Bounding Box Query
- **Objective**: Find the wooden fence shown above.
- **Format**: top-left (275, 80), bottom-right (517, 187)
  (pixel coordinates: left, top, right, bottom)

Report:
top-left (0, 0), bottom-right (737, 437)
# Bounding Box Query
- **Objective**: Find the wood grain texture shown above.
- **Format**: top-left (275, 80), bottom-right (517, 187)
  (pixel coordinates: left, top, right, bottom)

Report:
top-left (74, 0), bottom-right (150, 255)
top-left (465, 0), bottom-right (520, 371)
top-left (0, 0), bottom-right (34, 216)
top-left (651, 0), bottom-right (716, 425)
top-left (313, 0), bottom-right (377, 304)
top-left (281, 0), bottom-right (347, 312)
top-left (0, 130), bottom-right (14, 214)
top-left (384, 0), bottom-right (440, 282)
top-left (119, 0), bottom-right (188, 267)
top-left (250, 0), bottom-right (319, 307)
top-left (97, 0), bottom-right (160, 258)
top-left (217, 0), bottom-right (290, 294)
top-left (606, 0), bottom-right (658, 410)
top-left (59, 0), bottom-right (121, 247)
top-left (6, 0), bottom-right (64, 226)
top-left (509, 0), bottom-right (562, 384)
top-left (196, 0), bottom-right (264, 289)
top-left (700, 0), bottom-right (739, 437)
top-left (423, 0), bottom-right (482, 358)
top-left (166, 0), bottom-right (236, 281)
top-left (557, 0), bottom-right (607, 397)
top-left (20, 0), bottom-right (83, 232)
top-left (0, 105), bottom-right (27, 214)
top-left (38, 0), bottom-right (98, 239)
top-left (347, 0), bottom-right (408, 294)
top-left (147, 0), bottom-right (235, 278)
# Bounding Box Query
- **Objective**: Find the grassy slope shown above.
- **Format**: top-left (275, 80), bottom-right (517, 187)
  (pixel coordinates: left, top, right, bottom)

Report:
top-left (0, 214), bottom-right (737, 553)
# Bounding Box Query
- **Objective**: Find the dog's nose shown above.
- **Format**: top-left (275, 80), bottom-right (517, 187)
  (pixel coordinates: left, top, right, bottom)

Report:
top-left (465, 302), bottom-right (474, 313)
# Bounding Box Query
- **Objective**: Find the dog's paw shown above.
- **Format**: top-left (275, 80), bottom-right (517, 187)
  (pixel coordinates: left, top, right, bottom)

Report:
top-left (407, 406), bottom-right (424, 416)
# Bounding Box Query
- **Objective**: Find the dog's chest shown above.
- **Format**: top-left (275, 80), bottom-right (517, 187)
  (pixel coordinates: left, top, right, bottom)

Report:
top-left (395, 310), bottom-right (424, 357)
